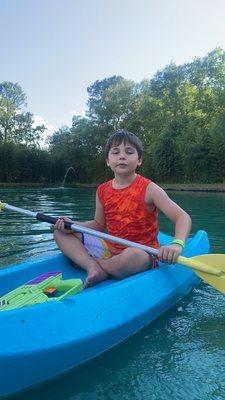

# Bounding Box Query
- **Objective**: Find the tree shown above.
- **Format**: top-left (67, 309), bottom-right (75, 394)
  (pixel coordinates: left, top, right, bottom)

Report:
top-left (87, 76), bottom-right (124, 123)
top-left (0, 81), bottom-right (45, 144)
top-left (0, 81), bottom-right (27, 108)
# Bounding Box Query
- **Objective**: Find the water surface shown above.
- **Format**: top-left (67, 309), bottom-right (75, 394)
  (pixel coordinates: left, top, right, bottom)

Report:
top-left (1, 188), bottom-right (225, 400)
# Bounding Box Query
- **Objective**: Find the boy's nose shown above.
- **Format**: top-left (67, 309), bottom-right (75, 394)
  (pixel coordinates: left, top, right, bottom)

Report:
top-left (119, 153), bottom-right (126, 159)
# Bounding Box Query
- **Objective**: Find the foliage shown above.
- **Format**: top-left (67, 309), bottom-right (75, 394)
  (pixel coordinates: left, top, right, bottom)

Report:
top-left (0, 142), bottom-right (51, 183)
top-left (1, 48), bottom-right (225, 184)
top-left (0, 81), bottom-right (45, 144)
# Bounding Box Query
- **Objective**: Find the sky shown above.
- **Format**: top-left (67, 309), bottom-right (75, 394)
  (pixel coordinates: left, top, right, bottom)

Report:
top-left (1, 0), bottom-right (225, 141)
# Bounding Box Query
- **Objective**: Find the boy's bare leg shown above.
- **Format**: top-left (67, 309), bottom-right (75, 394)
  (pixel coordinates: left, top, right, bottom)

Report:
top-left (54, 231), bottom-right (109, 287)
top-left (96, 247), bottom-right (153, 279)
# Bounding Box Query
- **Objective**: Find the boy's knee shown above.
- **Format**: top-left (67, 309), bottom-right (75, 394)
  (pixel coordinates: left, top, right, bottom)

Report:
top-left (124, 247), bottom-right (149, 263)
top-left (53, 230), bottom-right (81, 242)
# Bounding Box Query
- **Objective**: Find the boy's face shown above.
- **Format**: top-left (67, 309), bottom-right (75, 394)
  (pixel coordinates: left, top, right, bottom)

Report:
top-left (106, 141), bottom-right (142, 176)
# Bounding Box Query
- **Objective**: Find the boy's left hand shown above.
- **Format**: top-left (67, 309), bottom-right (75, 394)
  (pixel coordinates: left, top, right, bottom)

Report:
top-left (157, 244), bottom-right (183, 264)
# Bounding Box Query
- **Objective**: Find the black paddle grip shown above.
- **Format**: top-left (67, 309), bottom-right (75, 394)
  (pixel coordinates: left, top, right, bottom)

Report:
top-left (36, 213), bottom-right (73, 229)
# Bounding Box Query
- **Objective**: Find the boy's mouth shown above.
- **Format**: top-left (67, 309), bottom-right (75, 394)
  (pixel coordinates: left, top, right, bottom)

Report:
top-left (117, 163), bottom-right (128, 167)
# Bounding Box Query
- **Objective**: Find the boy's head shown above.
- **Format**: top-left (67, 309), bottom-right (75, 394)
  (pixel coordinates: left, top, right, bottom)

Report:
top-left (104, 130), bottom-right (143, 160)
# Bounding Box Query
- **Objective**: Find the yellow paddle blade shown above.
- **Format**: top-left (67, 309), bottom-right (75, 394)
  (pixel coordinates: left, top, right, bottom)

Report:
top-left (180, 254), bottom-right (225, 294)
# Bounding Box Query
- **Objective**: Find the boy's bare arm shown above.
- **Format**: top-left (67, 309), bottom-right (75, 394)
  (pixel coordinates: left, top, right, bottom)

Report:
top-left (146, 183), bottom-right (191, 239)
top-left (54, 193), bottom-right (106, 233)
top-left (146, 183), bottom-right (191, 263)
top-left (79, 193), bottom-right (106, 231)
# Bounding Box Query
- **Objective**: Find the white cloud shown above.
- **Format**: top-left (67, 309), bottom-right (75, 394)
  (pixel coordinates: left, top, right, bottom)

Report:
top-left (32, 115), bottom-right (56, 145)
top-left (71, 109), bottom-right (86, 117)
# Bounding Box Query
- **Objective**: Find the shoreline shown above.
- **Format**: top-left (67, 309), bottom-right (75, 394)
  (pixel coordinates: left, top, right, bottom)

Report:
top-left (1, 182), bottom-right (225, 192)
top-left (161, 183), bottom-right (225, 192)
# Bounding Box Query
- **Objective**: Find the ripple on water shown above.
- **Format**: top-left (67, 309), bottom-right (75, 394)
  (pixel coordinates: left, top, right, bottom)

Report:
top-left (1, 188), bottom-right (225, 400)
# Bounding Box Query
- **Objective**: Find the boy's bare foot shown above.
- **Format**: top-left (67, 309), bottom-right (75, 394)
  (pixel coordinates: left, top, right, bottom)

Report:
top-left (84, 261), bottom-right (109, 288)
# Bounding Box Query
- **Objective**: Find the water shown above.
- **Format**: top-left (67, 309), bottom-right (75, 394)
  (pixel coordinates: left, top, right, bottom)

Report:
top-left (1, 188), bottom-right (225, 400)
top-left (61, 167), bottom-right (76, 187)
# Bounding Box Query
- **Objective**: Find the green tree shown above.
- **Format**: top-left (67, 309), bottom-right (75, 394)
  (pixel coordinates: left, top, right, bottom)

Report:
top-left (4, 48), bottom-right (224, 185)
top-left (87, 76), bottom-right (124, 123)
top-left (0, 81), bottom-right (45, 144)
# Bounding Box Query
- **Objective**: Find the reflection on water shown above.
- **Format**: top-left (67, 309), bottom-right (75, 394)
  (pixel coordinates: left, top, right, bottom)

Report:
top-left (0, 187), bottom-right (96, 266)
top-left (1, 188), bottom-right (225, 400)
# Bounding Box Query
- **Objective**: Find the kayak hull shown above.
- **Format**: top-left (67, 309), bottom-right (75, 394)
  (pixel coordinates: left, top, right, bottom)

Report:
top-left (0, 230), bottom-right (209, 398)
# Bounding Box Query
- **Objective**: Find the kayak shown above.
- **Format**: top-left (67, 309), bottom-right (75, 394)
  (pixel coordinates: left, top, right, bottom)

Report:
top-left (0, 229), bottom-right (209, 398)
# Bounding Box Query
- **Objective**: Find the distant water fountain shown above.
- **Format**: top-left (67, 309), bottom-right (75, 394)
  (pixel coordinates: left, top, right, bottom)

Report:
top-left (61, 167), bottom-right (76, 187)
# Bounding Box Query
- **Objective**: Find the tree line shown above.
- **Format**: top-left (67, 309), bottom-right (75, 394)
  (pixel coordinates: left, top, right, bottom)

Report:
top-left (1, 48), bottom-right (225, 184)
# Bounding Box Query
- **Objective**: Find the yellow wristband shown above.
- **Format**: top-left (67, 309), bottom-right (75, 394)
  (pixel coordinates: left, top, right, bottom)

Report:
top-left (171, 239), bottom-right (185, 249)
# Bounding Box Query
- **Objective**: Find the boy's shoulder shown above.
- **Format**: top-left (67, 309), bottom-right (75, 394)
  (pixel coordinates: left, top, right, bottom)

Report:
top-left (97, 179), bottom-right (112, 195)
top-left (97, 179), bottom-right (112, 190)
top-left (139, 174), bottom-right (152, 184)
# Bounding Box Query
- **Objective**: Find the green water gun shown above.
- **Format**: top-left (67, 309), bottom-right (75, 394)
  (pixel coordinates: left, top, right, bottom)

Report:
top-left (0, 271), bottom-right (83, 311)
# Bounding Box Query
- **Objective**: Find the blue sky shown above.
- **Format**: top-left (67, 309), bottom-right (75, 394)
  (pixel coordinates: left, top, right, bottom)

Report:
top-left (1, 0), bottom-right (225, 139)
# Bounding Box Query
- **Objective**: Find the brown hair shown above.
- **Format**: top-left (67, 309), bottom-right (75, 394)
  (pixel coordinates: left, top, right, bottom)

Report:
top-left (104, 130), bottom-right (143, 159)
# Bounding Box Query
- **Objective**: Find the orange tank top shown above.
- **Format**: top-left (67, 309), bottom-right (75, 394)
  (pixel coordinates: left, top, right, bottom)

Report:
top-left (97, 174), bottom-right (159, 255)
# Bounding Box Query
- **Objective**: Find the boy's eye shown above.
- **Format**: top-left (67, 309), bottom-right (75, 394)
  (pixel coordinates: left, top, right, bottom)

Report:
top-left (110, 149), bottom-right (119, 154)
top-left (109, 147), bottom-right (136, 155)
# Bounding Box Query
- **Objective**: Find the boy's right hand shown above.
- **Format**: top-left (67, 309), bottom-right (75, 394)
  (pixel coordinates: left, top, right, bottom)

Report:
top-left (54, 216), bottom-right (74, 233)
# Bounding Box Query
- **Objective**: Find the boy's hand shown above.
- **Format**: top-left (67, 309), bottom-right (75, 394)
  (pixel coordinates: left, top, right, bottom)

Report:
top-left (53, 216), bottom-right (74, 234)
top-left (157, 244), bottom-right (183, 264)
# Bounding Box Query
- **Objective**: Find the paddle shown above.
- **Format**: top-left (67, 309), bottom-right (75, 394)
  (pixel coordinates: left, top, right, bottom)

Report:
top-left (1, 201), bottom-right (225, 294)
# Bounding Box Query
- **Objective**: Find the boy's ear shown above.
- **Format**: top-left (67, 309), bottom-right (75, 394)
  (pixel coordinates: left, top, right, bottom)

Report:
top-left (137, 158), bottom-right (142, 167)
top-left (106, 158), bottom-right (110, 166)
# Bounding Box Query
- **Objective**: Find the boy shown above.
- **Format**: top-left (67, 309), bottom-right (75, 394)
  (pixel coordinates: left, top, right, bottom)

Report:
top-left (54, 130), bottom-right (191, 287)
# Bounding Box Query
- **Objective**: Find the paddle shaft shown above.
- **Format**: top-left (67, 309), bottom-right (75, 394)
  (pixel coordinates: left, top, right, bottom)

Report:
top-left (0, 201), bottom-right (220, 277)
top-left (1, 202), bottom-right (159, 256)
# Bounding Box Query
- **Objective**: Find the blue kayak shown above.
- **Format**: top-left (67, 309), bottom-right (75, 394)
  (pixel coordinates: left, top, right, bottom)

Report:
top-left (0, 230), bottom-right (209, 398)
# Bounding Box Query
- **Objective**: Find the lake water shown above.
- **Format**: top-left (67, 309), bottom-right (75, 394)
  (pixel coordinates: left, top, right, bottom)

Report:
top-left (1, 188), bottom-right (225, 400)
